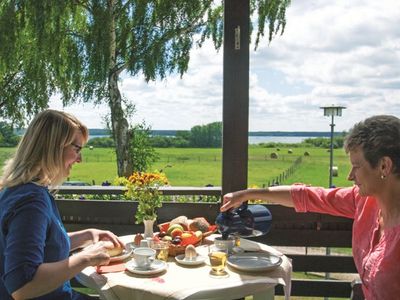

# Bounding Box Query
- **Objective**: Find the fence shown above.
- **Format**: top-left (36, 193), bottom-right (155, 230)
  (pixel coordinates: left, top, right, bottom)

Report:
top-left (265, 156), bottom-right (303, 187)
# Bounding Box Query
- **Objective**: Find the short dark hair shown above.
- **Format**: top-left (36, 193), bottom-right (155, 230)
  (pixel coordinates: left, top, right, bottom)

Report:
top-left (344, 115), bottom-right (400, 175)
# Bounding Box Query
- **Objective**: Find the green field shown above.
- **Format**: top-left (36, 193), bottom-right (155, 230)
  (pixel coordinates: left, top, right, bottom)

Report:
top-left (0, 145), bottom-right (353, 188)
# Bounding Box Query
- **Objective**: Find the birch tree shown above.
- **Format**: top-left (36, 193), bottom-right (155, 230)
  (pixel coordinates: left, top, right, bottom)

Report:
top-left (0, 0), bottom-right (291, 176)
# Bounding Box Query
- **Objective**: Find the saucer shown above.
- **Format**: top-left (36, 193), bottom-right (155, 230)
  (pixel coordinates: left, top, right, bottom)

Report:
top-left (125, 259), bottom-right (167, 275)
top-left (175, 254), bottom-right (206, 266)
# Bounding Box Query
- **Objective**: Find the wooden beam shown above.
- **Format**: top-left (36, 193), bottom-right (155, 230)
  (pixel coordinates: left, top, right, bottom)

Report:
top-left (222, 0), bottom-right (250, 195)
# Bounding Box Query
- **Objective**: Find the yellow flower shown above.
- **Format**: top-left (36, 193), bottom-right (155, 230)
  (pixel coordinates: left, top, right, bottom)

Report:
top-left (115, 172), bottom-right (169, 224)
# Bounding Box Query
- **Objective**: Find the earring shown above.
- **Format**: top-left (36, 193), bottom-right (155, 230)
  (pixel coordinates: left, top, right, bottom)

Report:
top-left (381, 175), bottom-right (386, 180)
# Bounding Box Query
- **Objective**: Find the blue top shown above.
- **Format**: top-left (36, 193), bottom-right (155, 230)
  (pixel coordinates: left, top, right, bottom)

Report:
top-left (0, 183), bottom-right (88, 299)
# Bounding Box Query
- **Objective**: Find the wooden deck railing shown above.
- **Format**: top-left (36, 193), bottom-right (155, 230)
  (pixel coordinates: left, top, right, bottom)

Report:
top-left (56, 186), bottom-right (362, 299)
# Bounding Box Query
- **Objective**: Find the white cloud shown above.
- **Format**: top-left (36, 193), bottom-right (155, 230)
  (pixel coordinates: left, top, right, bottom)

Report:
top-left (50, 0), bottom-right (400, 132)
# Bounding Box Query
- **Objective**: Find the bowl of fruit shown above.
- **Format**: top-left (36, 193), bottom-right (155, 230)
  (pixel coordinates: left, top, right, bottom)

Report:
top-left (156, 216), bottom-right (217, 256)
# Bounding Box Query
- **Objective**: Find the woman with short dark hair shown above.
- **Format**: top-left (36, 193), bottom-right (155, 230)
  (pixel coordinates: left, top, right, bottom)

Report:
top-left (221, 115), bottom-right (400, 300)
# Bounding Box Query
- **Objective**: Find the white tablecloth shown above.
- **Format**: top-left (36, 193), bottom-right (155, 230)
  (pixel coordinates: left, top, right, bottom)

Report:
top-left (76, 235), bottom-right (292, 300)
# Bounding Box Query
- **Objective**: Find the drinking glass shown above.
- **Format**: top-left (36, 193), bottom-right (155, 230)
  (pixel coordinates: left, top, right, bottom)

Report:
top-left (208, 245), bottom-right (229, 278)
top-left (151, 241), bottom-right (170, 262)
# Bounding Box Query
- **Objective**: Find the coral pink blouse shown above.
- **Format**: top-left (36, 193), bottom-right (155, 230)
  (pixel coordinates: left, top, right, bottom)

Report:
top-left (291, 184), bottom-right (400, 300)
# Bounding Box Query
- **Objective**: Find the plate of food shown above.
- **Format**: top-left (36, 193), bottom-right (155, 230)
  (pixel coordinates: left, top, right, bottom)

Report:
top-left (106, 242), bottom-right (133, 263)
top-left (227, 252), bottom-right (282, 272)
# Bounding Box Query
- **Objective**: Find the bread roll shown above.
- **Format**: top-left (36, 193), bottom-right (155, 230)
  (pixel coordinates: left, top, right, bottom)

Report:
top-left (188, 217), bottom-right (210, 232)
top-left (107, 246), bottom-right (123, 257)
top-left (169, 215), bottom-right (189, 230)
top-left (103, 241), bottom-right (124, 257)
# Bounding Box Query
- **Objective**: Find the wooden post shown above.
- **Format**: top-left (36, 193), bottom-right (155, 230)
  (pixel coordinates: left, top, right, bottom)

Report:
top-left (222, 0), bottom-right (250, 195)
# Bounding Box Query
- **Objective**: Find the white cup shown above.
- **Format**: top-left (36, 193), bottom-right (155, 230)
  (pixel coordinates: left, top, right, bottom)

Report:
top-left (133, 247), bottom-right (156, 269)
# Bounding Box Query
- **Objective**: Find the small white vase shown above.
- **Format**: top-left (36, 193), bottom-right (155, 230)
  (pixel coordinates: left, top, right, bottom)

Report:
top-left (143, 219), bottom-right (155, 239)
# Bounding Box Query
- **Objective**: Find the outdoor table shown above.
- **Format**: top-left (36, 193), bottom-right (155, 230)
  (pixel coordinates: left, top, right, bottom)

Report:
top-left (75, 234), bottom-right (292, 300)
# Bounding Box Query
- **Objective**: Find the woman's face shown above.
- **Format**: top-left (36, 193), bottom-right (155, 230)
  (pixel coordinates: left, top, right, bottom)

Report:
top-left (63, 130), bottom-right (84, 177)
top-left (347, 147), bottom-right (381, 196)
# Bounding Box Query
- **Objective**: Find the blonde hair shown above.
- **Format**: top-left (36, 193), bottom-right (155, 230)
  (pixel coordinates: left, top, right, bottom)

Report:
top-left (0, 109), bottom-right (88, 188)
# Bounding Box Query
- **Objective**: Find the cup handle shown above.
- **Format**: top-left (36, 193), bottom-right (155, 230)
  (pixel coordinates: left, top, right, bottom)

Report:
top-left (149, 256), bottom-right (155, 264)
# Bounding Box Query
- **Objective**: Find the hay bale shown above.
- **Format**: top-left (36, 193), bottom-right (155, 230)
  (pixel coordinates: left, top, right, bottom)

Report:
top-left (332, 166), bottom-right (338, 177)
top-left (304, 151), bottom-right (310, 156)
top-left (288, 149), bottom-right (293, 154)
top-left (270, 152), bottom-right (279, 159)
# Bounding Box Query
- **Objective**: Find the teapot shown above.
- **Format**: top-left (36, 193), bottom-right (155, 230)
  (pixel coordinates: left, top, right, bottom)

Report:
top-left (215, 202), bottom-right (272, 239)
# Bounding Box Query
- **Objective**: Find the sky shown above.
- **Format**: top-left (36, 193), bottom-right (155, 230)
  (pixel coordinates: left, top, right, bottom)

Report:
top-left (49, 0), bottom-right (400, 132)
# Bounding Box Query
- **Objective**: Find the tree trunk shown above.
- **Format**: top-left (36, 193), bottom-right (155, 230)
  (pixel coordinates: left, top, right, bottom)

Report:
top-left (108, 73), bottom-right (133, 177)
top-left (108, 0), bottom-right (133, 177)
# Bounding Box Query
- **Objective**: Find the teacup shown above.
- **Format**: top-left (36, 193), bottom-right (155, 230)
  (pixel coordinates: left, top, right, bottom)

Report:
top-left (133, 247), bottom-right (156, 269)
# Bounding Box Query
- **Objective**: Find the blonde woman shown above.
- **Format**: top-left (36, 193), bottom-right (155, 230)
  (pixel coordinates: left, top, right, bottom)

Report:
top-left (0, 110), bottom-right (124, 300)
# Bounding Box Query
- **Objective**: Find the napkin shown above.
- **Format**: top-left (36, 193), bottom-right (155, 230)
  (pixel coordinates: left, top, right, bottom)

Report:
top-left (239, 238), bottom-right (284, 256)
top-left (96, 262), bottom-right (126, 274)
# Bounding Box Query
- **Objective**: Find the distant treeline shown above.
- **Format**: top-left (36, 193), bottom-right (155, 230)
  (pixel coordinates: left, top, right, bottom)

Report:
top-left (15, 127), bottom-right (344, 138)
top-left (149, 130), bottom-right (344, 137)
top-left (248, 131), bottom-right (345, 137)
top-left (87, 122), bottom-right (223, 148)
top-left (12, 124), bottom-right (346, 149)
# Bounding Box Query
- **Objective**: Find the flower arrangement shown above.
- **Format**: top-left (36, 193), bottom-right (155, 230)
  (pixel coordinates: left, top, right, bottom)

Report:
top-left (115, 172), bottom-right (169, 224)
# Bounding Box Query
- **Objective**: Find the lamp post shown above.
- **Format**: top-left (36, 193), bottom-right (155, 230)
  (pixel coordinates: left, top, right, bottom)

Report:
top-left (320, 104), bottom-right (346, 285)
top-left (320, 105), bottom-right (346, 188)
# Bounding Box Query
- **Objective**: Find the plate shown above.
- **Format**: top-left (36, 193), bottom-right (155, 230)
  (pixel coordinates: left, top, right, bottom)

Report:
top-left (227, 252), bottom-right (282, 272)
top-left (125, 259), bottom-right (167, 275)
top-left (175, 254), bottom-right (206, 266)
top-left (109, 248), bottom-right (133, 262)
top-left (109, 242), bottom-right (135, 262)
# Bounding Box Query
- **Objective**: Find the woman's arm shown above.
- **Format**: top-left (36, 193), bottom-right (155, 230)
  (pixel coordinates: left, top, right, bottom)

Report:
top-left (220, 186), bottom-right (294, 212)
top-left (221, 185), bottom-right (358, 219)
top-left (68, 228), bottom-right (124, 251)
top-left (11, 241), bottom-right (111, 300)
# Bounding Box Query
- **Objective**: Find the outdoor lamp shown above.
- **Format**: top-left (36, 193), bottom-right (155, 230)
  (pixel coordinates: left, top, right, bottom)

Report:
top-left (320, 105), bottom-right (346, 188)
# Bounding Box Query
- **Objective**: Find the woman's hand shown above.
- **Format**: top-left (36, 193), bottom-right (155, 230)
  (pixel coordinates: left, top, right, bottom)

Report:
top-left (220, 190), bottom-right (249, 212)
top-left (68, 228), bottom-right (125, 251)
top-left (78, 241), bottom-right (112, 266)
top-left (87, 229), bottom-right (125, 249)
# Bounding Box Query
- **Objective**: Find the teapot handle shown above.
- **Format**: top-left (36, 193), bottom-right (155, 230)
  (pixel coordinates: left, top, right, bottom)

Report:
top-left (237, 201), bottom-right (248, 212)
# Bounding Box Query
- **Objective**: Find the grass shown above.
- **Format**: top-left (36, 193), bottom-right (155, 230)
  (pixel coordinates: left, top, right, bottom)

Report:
top-left (0, 145), bottom-right (353, 188)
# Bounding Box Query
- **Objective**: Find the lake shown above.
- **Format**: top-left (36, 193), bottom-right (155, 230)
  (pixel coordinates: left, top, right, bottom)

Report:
top-left (89, 135), bottom-right (313, 144)
top-left (248, 136), bottom-right (309, 144)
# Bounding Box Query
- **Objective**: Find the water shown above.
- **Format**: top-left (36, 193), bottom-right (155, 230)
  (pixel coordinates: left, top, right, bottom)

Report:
top-left (88, 135), bottom-right (110, 140)
top-left (89, 135), bottom-right (314, 144)
top-left (248, 136), bottom-right (310, 144)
